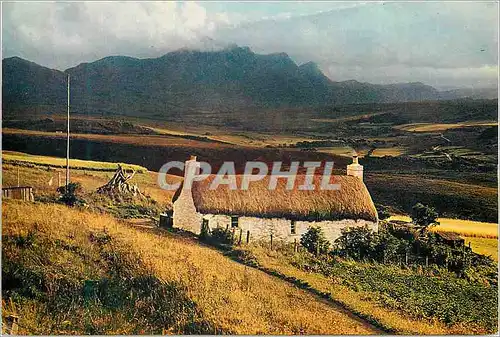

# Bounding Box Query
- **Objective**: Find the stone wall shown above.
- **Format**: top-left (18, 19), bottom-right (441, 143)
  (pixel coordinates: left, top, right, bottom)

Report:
top-left (172, 190), bottom-right (203, 234)
top-left (200, 213), bottom-right (377, 244)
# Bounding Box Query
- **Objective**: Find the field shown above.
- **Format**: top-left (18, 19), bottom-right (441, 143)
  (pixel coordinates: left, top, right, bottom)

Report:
top-left (3, 151), bottom-right (148, 172)
top-left (2, 151), bottom-right (498, 335)
top-left (388, 215), bottom-right (498, 238)
top-left (464, 237), bottom-right (498, 261)
top-left (365, 173), bottom-right (497, 222)
top-left (396, 121), bottom-right (498, 132)
top-left (388, 215), bottom-right (498, 260)
top-left (1, 154), bottom-right (180, 209)
top-left (2, 200), bottom-right (381, 335)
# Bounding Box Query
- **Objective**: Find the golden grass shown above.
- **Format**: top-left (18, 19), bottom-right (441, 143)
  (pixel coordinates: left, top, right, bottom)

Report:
top-left (2, 128), bottom-right (232, 149)
top-left (2, 162), bottom-right (180, 207)
top-left (3, 150), bottom-right (147, 172)
top-left (368, 147), bottom-right (407, 157)
top-left (317, 146), bottom-right (355, 157)
top-left (388, 215), bottom-right (498, 239)
top-left (311, 111), bottom-right (389, 124)
top-left (464, 237), bottom-right (498, 261)
top-left (190, 174), bottom-right (378, 221)
top-left (395, 121), bottom-right (498, 132)
top-left (2, 200), bottom-right (381, 334)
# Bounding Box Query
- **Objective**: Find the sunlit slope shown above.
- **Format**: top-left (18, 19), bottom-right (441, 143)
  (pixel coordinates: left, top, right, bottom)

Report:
top-left (2, 200), bottom-right (381, 335)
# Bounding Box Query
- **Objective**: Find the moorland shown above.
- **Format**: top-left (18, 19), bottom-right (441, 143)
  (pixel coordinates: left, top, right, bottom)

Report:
top-left (1, 48), bottom-right (498, 334)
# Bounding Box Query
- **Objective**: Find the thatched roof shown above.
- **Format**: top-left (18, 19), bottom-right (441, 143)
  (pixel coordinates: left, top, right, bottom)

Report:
top-left (435, 231), bottom-right (464, 242)
top-left (173, 174), bottom-right (377, 222)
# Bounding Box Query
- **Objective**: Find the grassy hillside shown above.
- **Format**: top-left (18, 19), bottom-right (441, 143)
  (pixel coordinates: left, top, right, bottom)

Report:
top-left (464, 237), bottom-right (498, 262)
top-left (365, 173), bottom-right (498, 222)
top-left (2, 200), bottom-right (381, 334)
top-left (3, 151), bottom-right (148, 172)
top-left (230, 244), bottom-right (497, 335)
top-left (1, 161), bottom-right (178, 209)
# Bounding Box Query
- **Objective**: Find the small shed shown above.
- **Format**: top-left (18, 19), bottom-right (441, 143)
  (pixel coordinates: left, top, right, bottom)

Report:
top-left (435, 231), bottom-right (465, 248)
top-left (2, 186), bottom-right (35, 202)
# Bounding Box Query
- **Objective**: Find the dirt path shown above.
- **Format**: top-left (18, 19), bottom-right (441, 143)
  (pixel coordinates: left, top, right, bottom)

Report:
top-left (129, 224), bottom-right (387, 334)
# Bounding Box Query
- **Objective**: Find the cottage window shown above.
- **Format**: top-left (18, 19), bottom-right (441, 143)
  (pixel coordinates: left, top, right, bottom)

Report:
top-left (231, 216), bottom-right (239, 228)
top-left (291, 220), bottom-right (296, 235)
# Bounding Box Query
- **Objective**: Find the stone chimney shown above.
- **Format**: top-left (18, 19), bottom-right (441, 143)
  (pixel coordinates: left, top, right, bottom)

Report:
top-left (184, 155), bottom-right (200, 187)
top-left (347, 152), bottom-right (363, 180)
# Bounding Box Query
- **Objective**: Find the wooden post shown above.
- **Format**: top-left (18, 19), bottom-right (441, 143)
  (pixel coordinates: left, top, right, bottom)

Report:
top-left (6, 314), bottom-right (19, 335)
top-left (58, 171), bottom-right (61, 187)
top-left (246, 230), bottom-right (250, 244)
top-left (17, 167), bottom-right (20, 187)
top-left (232, 227), bottom-right (236, 244)
top-left (270, 234), bottom-right (273, 250)
top-left (66, 73), bottom-right (71, 188)
top-left (294, 238), bottom-right (298, 253)
top-left (238, 229), bottom-right (242, 245)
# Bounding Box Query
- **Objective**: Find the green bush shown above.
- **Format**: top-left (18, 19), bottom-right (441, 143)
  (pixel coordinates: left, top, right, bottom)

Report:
top-left (332, 223), bottom-right (496, 284)
top-left (300, 226), bottom-right (330, 255)
top-left (287, 251), bottom-right (498, 332)
top-left (57, 182), bottom-right (85, 206)
top-left (375, 204), bottom-right (391, 221)
top-left (207, 227), bottom-right (233, 245)
top-left (411, 203), bottom-right (439, 230)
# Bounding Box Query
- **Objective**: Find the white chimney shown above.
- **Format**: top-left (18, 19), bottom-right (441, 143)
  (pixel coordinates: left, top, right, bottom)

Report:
top-left (347, 152), bottom-right (363, 180)
top-left (184, 155), bottom-right (200, 188)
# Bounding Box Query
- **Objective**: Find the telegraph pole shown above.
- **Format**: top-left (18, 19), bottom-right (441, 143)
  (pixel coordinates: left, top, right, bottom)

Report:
top-left (66, 73), bottom-right (70, 188)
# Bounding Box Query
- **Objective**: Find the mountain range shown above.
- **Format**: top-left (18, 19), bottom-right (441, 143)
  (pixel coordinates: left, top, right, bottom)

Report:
top-left (2, 46), bottom-right (497, 118)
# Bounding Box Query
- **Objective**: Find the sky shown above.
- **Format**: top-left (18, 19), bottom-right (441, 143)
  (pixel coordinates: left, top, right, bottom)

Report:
top-left (2, 1), bottom-right (498, 90)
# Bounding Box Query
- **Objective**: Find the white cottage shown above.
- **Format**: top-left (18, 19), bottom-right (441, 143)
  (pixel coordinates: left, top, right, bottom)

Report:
top-left (172, 156), bottom-right (378, 244)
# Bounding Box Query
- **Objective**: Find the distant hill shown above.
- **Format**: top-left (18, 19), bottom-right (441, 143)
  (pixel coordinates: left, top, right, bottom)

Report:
top-left (2, 46), bottom-right (497, 118)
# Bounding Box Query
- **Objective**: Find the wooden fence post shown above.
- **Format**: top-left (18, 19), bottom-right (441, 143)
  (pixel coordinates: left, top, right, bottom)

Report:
top-left (232, 227), bottom-right (236, 244)
top-left (238, 229), bottom-right (243, 245)
top-left (270, 234), bottom-right (273, 250)
top-left (6, 314), bottom-right (19, 335)
top-left (246, 230), bottom-right (250, 244)
top-left (294, 238), bottom-right (298, 253)
top-left (17, 167), bottom-right (20, 187)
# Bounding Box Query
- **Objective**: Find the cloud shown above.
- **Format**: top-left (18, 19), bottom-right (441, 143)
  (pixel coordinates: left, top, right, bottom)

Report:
top-left (213, 2), bottom-right (498, 89)
top-left (2, 2), bottom-right (228, 69)
top-left (2, 1), bottom-right (498, 89)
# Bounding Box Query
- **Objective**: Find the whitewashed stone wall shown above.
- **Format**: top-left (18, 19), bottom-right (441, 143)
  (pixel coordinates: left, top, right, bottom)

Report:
top-left (200, 213), bottom-right (377, 245)
top-left (173, 188), bottom-right (378, 244)
top-left (172, 190), bottom-right (203, 234)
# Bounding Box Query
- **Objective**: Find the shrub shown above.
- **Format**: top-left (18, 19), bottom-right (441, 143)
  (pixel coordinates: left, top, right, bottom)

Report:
top-left (199, 220), bottom-right (210, 242)
top-left (56, 182), bottom-right (84, 206)
top-left (375, 203), bottom-right (391, 221)
top-left (333, 225), bottom-right (374, 260)
top-left (300, 226), bottom-right (330, 255)
top-left (208, 227), bottom-right (233, 245)
top-left (411, 203), bottom-right (439, 230)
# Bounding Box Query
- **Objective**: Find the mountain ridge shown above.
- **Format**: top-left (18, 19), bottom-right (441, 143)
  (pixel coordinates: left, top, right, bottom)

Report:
top-left (2, 47), bottom-right (497, 118)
